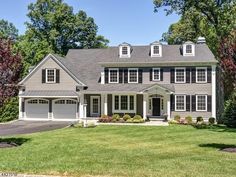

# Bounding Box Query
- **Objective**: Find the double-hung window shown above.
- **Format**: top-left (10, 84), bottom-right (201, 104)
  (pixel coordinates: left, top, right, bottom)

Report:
top-left (122, 46), bottom-right (128, 55)
top-left (109, 68), bottom-right (119, 83)
top-left (186, 45), bottom-right (192, 54)
top-left (152, 68), bottom-right (160, 81)
top-left (113, 95), bottom-right (135, 112)
top-left (175, 68), bottom-right (186, 83)
top-left (153, 46), bottom-right (160, 55)
top-left (46, 69), bottom-right (56, 83)
top-left (128, 68), bottom-right (138, 83)
top-left (196, 67), bottom-right (207, 83)
top-left (196, 95), bottom-right (207, 111)
top-left (175, 95), bottom-right (186, 111)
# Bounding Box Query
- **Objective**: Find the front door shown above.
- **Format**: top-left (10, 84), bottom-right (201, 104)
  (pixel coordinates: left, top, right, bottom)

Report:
top-left (90, 96), bottom-right (100, 116)
top-left (152, 98), bottom-right (161, 116)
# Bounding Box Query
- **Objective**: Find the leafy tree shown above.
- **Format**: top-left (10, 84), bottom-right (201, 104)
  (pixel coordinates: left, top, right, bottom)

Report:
top-left (0, 97), bottom-right (18, 122)
top-left (155, 0), bottom-right (236, 54)
top-left (0, 39), bottom-right (22, 107)
top-left (222, 91), bottom-right (236, 127)
top-left (219, 30), bottom-right (236, 99)
top-left (19, 0), bottom-right (109, 70)
top-left (0, 19), bottom-right (18, 40)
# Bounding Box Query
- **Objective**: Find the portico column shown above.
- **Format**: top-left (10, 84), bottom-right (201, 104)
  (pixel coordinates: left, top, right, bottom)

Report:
top-left (143, 94), bottom-right (148, 120)
top-left (101, 94), bottom-right (104, 115)
top-left (167, 94), bottom-right (171, 120)
top-left (104, 94), bottom-right (108, 115)
top-left (19, 97), bottom-right (23, 119)
top-left (79, 93), bottom-right (84, 118)
top-left (212, 65), bottom-right (216, 118)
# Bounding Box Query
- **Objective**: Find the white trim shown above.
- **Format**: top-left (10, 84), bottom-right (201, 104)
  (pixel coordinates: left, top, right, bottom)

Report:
top-left (212, 65), bottom-right (216, 118)
top-left (167, 95), bottom-right (171, 120)
top-left (19, 96), bottom-right (78, 98)
top-left (128, 68), bottom-right (138, 83)
top-left (143, 94), bottom-right (148, 120)
top-left (104, 94), bottom-right (108, 115)
top-left (101, 71), bottom-right (105, 84)
top-left (196, 67), bottom-right (207, 83)
top-left (108, 68), bottom-right (119, 83)
top-left (18, 54), bottom-right (86, 86)
top-left (175, 67), bottom-right (186, 83)
top-left (119, 46), bottom-right (131, 58)
top-left (183, 43), bottom-right (195, 56)
top-left (151, 45), bottom-right (162, 57)
top-left (175, 95), bottom-right (186, 111)
top-left (90, 96), bottom-right (100, 115)
top-left (45, 68), bottom-right (56, 83)
top-left (112, 94), bottom-right (136, 113)
top-left (21, 118), bottom-right (79, 121)
top-left (152, 68), bottom-right (160, 81)
top-left (196, 95), bottom-right (207, 112)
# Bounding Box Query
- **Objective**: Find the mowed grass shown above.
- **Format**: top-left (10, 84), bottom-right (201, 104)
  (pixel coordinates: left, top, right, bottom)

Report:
top-left (0, 125), bottom-right (236, 177)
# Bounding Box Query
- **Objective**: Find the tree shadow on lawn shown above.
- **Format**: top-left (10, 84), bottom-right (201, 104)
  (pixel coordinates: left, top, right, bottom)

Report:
top-left (199, 143), bottom-right (236, 150)
top-left (193, 124), bottom-right (236, 133)
top-left (0, 137), bottom-right (30, 148)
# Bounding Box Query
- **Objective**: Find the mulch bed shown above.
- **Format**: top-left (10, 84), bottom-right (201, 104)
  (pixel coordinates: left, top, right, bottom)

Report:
top-left (221, 148), bottom-right (236, 153)
top-left (0, 142), bottom-right (18, 148)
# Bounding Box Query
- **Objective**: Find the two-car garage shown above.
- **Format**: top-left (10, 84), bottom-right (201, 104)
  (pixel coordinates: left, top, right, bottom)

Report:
top-left (25, 98), bottom-right (77, 120)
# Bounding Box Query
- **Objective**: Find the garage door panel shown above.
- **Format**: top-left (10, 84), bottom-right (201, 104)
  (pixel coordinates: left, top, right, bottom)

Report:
top-left (25, 99), bottom-right (49, 119)
top-left (53, 99), bottom-right (77, 119)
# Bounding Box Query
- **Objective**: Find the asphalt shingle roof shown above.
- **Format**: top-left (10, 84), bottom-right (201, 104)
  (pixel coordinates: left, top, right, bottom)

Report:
top-left (53, 44), bottom-right (217, 92)
top-left (19, 90), bottom-right (78, 97)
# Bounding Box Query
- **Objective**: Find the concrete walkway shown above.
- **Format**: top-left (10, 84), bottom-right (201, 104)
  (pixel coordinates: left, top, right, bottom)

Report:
top-left (97, 121), bottom-right (169, 126)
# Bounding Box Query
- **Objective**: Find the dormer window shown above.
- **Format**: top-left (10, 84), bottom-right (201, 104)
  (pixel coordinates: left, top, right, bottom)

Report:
top-left (153, 46), bottom-right (160, 55)
top-left (183, 41), bottom-right (195, 56)
top-left (122, 46), bottom-right (128, 55)
top-left (119, 42), bottom-right (131, 58)
top-left (150, 41), bottom-right (162, 57)
top-left (186, 45), bottom-right (192, 54)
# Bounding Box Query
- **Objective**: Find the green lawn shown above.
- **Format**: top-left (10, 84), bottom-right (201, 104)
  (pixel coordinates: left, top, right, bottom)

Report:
top-left (0, 125), bottom-right (236, 177)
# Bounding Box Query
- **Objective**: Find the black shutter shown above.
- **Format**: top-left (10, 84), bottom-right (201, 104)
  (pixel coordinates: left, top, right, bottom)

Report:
top-left (150, 68), bottom-right (153, 81)
top-left (186, 95), bottom-right (190, 111)
top-left (104, 68), bottom-right (108, 83)
top-left (171, 94), bottom-right (175, 111)
top-left (138, 69), bottom-right (143, 83)
top-left (191, 67), bottom-right (196, 83)
top-left (42, 69), bottom-right (46, 83)
top-left (207, 95), bottom-right (212, 112)
top-left (124, 69), bottom-right (128, 83)
top-left (207, 67), bottom-right (212, 83)
top-left (192, 95), bottom-right (196, 111)
top-left (56, 69), bottom-right (60, 83)
top-left (160, 68), bottom-right (163, 81)
top-left (170, 68), bottom-right (175, 83)
top-left (22, 101), bottom-right (25, 112)
top-left (119, 68), bottom-right (123, 83)
top-left (186, 67), bottom-right (191, 83)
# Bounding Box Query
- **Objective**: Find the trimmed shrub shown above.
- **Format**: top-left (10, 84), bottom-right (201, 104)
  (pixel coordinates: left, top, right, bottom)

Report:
top-left (196, 116), bottom-right (204, 122)
top-left (168, 120), bottom-right (178, 124)
top-left (174, 115), bottom-right (181, 122)
top-left (208, 117), bottom-right (215, 124)
top-left (0, 97), bottom-right (18, 122)
top-left (185, 116), bottom-right (192, 124)
top-left (112, 114), bottom-right (120, 121)
top-left (223, 95), bottom-right (236, 127)
top-left (126, 118), bottom-right (133, 123)
top-left (123, 114), bottom-right (131, 121)
top-left (133, 115), bottom-right (143, 120)
top-left (100, 114), bottom-right (108, 119)
top-left (133, 115), bottom-right (144, 123)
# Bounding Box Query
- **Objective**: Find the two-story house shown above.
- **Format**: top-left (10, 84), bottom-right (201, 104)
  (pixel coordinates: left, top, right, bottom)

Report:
top-left (18, 37), bottom-right (218, 121)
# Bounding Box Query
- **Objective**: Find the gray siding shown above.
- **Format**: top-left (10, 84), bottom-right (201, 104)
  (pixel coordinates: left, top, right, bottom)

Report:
top-left (24, 57), bottom-right (78, 91)
top-left (108, 94), bottom-right (112, 116)
top-left (137, 94), bottom-right (143, 116)
top-left (84, 94), bottom-right (101, 117)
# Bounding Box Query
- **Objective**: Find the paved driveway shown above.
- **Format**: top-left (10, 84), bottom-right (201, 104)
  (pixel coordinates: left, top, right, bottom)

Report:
top-left (0, 120), bottom-right (73, 136)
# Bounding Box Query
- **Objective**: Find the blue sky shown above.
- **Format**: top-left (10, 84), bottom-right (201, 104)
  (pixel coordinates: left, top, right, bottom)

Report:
top-left (0, 0), bottom-right (179, 46)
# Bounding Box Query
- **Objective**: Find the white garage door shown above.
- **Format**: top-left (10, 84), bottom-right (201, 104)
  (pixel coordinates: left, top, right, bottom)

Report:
top-left (25, 99), bottom-right (49, 119)
top-left (53, 99), bottom-right (77, 119)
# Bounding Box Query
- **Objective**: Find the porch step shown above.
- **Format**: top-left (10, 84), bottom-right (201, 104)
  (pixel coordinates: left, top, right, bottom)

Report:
top-left (147, 116), bottom-right (166, 122)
